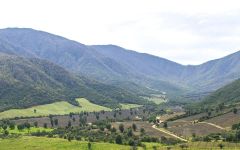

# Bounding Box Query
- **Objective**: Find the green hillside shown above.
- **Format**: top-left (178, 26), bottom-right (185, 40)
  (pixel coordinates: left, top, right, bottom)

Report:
top-left (0, 52), bottom-right (146, 111)
top-left (202, 79), bottom-right (240, 106)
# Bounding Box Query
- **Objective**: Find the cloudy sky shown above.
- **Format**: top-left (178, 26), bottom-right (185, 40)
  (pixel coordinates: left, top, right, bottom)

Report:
top-left (0, 0), bottom-right (240, 65)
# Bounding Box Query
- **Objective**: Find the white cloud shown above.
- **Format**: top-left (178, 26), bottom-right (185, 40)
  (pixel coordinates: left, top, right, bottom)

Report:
top-left (0, 0), bottom-right (240, 64)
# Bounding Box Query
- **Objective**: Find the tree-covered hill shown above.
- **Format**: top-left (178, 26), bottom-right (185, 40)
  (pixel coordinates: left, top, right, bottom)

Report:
top-left (201, 79), bottom-right (240, 106)
top-left (0, 52), bottom-right (146, 111)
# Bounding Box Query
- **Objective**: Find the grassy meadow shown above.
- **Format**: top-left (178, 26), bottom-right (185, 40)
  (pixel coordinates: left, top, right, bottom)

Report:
top-left (0, 98), bottom-right (141, 119)
top-left (0, 98), bottom-right (111, 119)
top-left (144, 95), bottom-right (167, 105)
top-left (120, 103), bottom-right (141, 109)
top-left (0, 126), bottom-right (53, 135)
top-left (0, 136), bottom-right (132, 150)
top-left (1, 136), bottom-right (240, 150)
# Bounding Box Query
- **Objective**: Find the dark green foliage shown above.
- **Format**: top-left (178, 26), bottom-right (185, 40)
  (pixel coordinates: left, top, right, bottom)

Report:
top-left (54, 119), bottom-right (58, 126)
top-left (233, 108), bottom-right (238, 114)
top-left (17, 124), bottom-right (25, 130)
top-left (115, 135), bottom-right (122, 144)
top-left (34, 121), bottom-right (38, 127)
top-left (201, 79), bottom-right (240, 107)
top-left (119, 124), bottom-right (124, 133)
top-left (163, 122), bottom-right (168, 128)
top-left (132, 123), bottom-right (137, 131)
top-left (43, 123), bottom-right (48, 128)
top-left (9, 122), bottom-right (15, 130)
top-left (88, 142), bottom-right (92, 150)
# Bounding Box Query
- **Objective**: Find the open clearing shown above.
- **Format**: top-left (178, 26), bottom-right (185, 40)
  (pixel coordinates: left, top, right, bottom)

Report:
top-left (120, 103), bottom-right (141, 109)
top-left (144, 94), bottom-right (167, 104)
top-left (0, 98), bottom-right (111, 119)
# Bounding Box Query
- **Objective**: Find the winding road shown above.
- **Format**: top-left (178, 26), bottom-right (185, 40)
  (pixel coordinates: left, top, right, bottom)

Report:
top-left (152, 125), bottom-right (188, 142)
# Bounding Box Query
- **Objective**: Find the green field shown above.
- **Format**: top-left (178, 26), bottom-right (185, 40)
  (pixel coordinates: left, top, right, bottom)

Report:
top-left (0, 136), bottom-right (131, 150)
top-left (120, 103), bottom-right (141, 109)
top-left (0, 126), bottom-right (53, 135)
top-left (0, 98), bottom-right (111, 119)
top-left (144, 95), bottom-right (166, 105)
top-left (1, 136), bottom-right (240, 150)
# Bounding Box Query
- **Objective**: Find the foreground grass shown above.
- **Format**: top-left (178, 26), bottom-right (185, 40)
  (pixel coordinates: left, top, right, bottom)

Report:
top-left (0, 98), bottom-right (111, 119)
top-left (1, 136), bottom-right (240, 150)
top-left (0, 136), bottom-right (131, 150)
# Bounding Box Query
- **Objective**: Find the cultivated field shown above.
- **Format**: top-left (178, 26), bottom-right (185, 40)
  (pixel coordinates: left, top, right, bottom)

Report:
top-left (205, 111), bottom-right (240, 129)
top-left (0, 98), bottom-right (112, 119)
top-left (12, 108), bottom-right (147, 128)
top-left (167, 122), bottom-right (224, 138)
top-left (111, 121), bottom-right (174, 139)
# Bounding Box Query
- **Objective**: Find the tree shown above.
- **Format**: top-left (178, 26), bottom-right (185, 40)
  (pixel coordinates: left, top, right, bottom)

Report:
top-left (69, 112), bottom-right (74, 118)
top-left (9, 122), bottom-right (15, 130)
top-left (132, 123), bottom-right (137, 131)
top-left (2, 124), bottom-right (7, 130)
top-left (34, 121), bottom-right (38, 127)
top-left (233, 108), bottom-right (238, 114)
top-left (68, 121), bottom-right (72, 128)
top-left (218, 143), bottom-right (224, 149)
top-left (127, 128), bottom-right (133, 137)
top-left (119, 124), bottom-right (124, 133)
top-left (106, 124), bottom-right (111, 130)
top-left (96, 114), bottom-right (99, 120)
top-left (4, 130), bottom-right (9, 136)
top-left (24, 122), bottom-right (31, 130)
top-left (208, 111), bottom-right (212, 117)
top-left (50, 119), bottom-right (54, 127)
top-left (140, 128), bottom-right (145, 135)
top-left (115, 135), bottom-right (122, 144)
top-left (44, 123), bottom-right (48, 128)
top-left (163, 122), bottom-right (168, 128)
top-left (17, 124), bottom-right (24, 130)
top-left (34, 109), bottom-right (37, 113)
top-left (179, 144), bottom-right (188, 150)
top-left (111, 127), bottom-right (117, 133)
top-left (88, 142), bottom-right (92, 150)
top-left (54, 119), bottom-right (58, 126)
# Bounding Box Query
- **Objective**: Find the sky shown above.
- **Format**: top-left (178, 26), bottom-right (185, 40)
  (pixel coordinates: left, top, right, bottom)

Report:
top-left (0, 0), bottom-right (240, 65)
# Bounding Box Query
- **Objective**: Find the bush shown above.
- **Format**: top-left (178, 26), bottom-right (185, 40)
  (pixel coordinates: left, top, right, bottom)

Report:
top-left (115, 135), bottom-right (122, 144)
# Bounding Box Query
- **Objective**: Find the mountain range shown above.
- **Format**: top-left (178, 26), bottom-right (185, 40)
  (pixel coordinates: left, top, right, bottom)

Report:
top-left (0, 28), bottom-right (240, 110)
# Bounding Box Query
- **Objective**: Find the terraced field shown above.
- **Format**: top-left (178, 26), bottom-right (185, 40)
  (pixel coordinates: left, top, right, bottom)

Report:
top-left (111, 121), bottom-right (174, 139)
top-left (0, 98), bottom-right (111, 119)
top-left (205, 111), bottom-right (240, 129)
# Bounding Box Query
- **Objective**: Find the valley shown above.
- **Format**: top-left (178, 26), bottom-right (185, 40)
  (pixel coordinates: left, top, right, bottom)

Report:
top-left (0, 28), bottom-right (240, 150)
